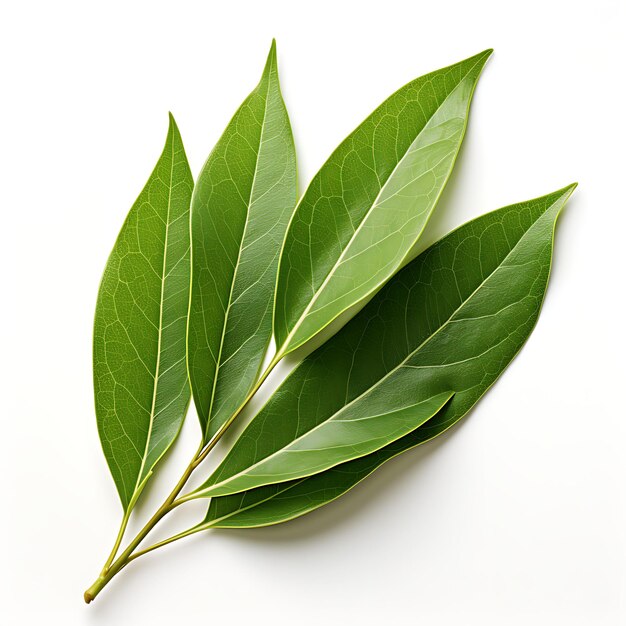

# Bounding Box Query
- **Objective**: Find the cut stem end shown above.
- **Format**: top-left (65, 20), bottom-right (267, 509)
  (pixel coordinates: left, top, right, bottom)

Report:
top-left (84, 577), bottom-right (105, 604)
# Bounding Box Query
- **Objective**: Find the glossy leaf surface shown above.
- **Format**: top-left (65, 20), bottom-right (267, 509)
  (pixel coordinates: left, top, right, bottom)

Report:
top-left (188, 41), bottom-right (297, 443)
top-left (193, 391), bottom-right (454, 497)
top-left (93, 116), bottom-right (193, 511)
top-left (273, 50), bottom-right (492, 357)
top-left (204, 185), bottom-right (575, 527)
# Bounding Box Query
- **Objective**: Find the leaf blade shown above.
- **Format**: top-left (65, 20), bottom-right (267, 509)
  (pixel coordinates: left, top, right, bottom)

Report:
top-left (93, 115), bottom-right (193, 511)
top-left (274, 50), bottom-right (492, 356)
top-left (188, 41), bottom-right (297, 443)
top-left (204, 184), bottom-right (576, 527)
top-left (195, 391), bottom-right (454, 497)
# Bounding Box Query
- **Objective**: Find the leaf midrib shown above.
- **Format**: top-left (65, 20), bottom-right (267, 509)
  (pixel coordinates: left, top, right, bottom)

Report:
top-left (203, 58), bottom-right (275, 441)
top-left (135, 126), bottom-right (176, 496)
top-left (277, 54), bottom-right (486, 355)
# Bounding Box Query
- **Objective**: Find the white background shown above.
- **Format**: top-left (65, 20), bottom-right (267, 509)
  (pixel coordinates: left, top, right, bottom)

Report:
top-left (1, 0), bottom-right (624, 623)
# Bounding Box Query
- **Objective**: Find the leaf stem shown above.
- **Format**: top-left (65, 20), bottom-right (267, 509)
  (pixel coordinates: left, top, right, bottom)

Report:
top-left (192, 352), bottom-right (282, 470)
top-left (84, 440), bottom-right (203, 603)
top-left (127, 522), bottom-right (208, 563)
top-left (100, 507), bottom-right (132, 574)
top-left (84, 352), bottom-right (283, 603)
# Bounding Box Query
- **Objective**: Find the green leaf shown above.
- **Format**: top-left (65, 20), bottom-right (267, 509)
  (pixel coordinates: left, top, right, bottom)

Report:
top-left (273, 50), bottom-right (492, 358)
top-left (93, 115), bottom-right (193, 512)
top-left (203, 184), bottom-right (576, 527)
top-left (188, 40), bottom-right (297, 443)
top-left (191, 391), bottom-right (454, 498)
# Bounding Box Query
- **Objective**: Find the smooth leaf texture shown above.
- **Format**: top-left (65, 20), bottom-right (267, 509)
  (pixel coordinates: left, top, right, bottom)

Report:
top-left (188, 41), bottom-right (297, 443)
top-left (192, 391), bottom-right (454, 497)
top-left (273, 50), bottom-right (492, 357)
top-left (93, 115), bottom-right (193, 511)
top-left (203, 185), bottom-right (575, 527)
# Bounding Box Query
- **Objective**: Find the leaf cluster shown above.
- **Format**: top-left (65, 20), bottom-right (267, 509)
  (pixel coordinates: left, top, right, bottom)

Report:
top-left (85, 41), bottom-right (575, 603)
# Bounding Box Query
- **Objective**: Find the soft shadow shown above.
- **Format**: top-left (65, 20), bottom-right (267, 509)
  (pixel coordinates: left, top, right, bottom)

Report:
top-left (207, 418), bottom-right (471, 547)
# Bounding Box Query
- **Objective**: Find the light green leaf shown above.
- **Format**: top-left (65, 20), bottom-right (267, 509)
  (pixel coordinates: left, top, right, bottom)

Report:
top-left (190, 391), bottom-right (454, 498)
top-left (203, 184), bottom-right (576, 527)
top-left (188, 41), bottom-right (297, 444)
top-left (93, 115), bottom-right (193, 511)
top-left (273, 50), bottom-right (492, 358)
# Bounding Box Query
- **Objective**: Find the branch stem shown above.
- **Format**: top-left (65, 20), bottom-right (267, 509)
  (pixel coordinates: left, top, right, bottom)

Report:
top-left (192, 352), bottom-right (282, 470)
top-left (84, 440), bottom-right (203, 603)
top-left (84, 352), bottom-right (283, 603)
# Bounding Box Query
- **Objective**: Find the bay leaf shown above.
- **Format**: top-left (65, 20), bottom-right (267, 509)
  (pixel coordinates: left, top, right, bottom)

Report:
top-left (273, 50), bottom-right (492, 358)
top-left (188, 41), bottom-right (297, 443)
top-left (93, 114), bottom-right (193, 511)
top-left (190, 391), bottom-right (454, 498)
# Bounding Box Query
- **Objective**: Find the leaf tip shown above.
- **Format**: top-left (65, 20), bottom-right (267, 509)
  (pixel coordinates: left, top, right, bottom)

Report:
top-left (559, 182), bottom-right (578, 200)
top-left (477, 48), bottom-right (494, 65)
top-left (259, 39), bottom-right (278, 82)
top-left (465, 48), bottom-right (494, 75)
top-left (267, 39), bottom-right (277, 64)
top-left (548, 183), bottom-right (578, 222)
top-left (167, 111), bottom-right (178, 131)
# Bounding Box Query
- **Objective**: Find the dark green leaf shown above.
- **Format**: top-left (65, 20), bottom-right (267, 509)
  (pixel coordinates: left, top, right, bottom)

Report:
top-left (93, 115), bottom-right (193, 511)
top-left (188, 41), bottom-right (297, 443)
top-left (273, 50), bottom-right (492, 358)
top-left (203, 184), bottom-right (576, 527)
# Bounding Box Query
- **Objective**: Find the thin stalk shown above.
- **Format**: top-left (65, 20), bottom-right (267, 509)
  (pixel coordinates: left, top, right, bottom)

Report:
top-left (84, 351), bottom-right (283, 603)
top-left (100, 507), bottom-right (132, 574)
top-left (84, 440), bottom-right (203, 603)
top-left (127, 522), bottom-right (208, 563)
top-left (191, 351), bottom-right (282, 470)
